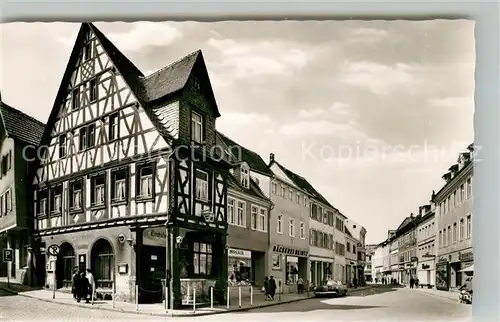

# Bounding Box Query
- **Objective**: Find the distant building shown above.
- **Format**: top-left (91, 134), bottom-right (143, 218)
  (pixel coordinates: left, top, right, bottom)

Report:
top-left (344, 228), bottom-right (358, 286)
top-left (0, 100), bottom-right (45, 285)
top-left (344, 219), bottom-right (367, 285)
top-left (395, 214), bottom-right (420, 285)
top-left (365, 245), bottom-right (376, 282)
top-left (434, 145), bottom-right (473, 291)
top-left (416, 202), bottom-right (436, 287)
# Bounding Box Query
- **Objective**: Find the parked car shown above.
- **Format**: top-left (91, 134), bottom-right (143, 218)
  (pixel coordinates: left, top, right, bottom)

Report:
top-left (314, 280), bottom-right (347, 297)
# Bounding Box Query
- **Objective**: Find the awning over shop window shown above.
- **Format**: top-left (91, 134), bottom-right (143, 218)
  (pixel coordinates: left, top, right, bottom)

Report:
top-left (459, 264), bottom-right (474, 273)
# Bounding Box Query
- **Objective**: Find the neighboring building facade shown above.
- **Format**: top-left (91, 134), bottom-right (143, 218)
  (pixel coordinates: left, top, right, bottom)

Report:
top-left (216, 132), bottom-right (273, 287)
top-left (372, 243), bottom-right (385, 282)
top-left (0, 100), bottom-right (45, 285)
top-left (344, 228), bottom-right (358, 286)
top-left (31, 23), bottom-right (230, 308)
top-left (396, 214), bottom-right (420, 285)
top-left (434, 145), bottom-right (473, 291)
top-left (344, 219), bottom-right (367, 285)
top-left (389, 231), bottom-right (399, 282)
top-left (416, 203), bottom-right (436, 286)
top-left (333, 212), bottom-right (347, 283)
top-left (365, 245), bottom-right (376, 282)
top-left (267, 155), bottom-right (310, 293)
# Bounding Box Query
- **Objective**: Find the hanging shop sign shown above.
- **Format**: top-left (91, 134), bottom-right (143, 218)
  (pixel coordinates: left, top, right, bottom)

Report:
top-left (272, 245), bottom-right (308, 257)
top-left (143, 227), bottom-right (167, 247)
top-left (459, 251), bottom-right (473, 262)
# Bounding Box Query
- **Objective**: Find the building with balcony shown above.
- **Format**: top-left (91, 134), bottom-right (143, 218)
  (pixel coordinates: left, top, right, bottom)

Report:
top-left (416, 202), bottom-right (436, 287)
top-left (0, 99), bottom-right (45, 285)
top-left (434, 145), bottom-right (473, 291)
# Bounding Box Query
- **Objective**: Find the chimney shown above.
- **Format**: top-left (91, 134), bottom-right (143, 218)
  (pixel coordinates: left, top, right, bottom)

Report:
top-left (410, 212), bottom-right (414, 219)
top-left (269, 153), bottom-right (275, 163)
top-left (430, 190), bottom-right (436, 202)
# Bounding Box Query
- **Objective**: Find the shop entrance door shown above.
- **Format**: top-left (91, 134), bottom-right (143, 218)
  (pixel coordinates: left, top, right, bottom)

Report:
top-left (139, 246), bottom-right (166, 304)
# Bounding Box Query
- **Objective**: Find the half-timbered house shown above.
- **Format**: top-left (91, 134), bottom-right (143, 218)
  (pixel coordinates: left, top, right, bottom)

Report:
top-left (0, 99), bottom-right (45, 286)
top-left (31, 23), bottom-right (230, 308)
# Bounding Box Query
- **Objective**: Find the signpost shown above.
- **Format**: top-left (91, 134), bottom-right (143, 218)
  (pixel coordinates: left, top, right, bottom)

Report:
top-left (47, 244), bottom-right (60, 299)
top-left (2, 249), bottom-right (13, 288)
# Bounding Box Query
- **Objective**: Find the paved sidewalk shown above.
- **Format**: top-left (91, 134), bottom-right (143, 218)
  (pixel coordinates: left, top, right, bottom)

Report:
top-left (413, 286), bottom-right (461, 302)
top-left (0, 279), bottom-right (373, 317)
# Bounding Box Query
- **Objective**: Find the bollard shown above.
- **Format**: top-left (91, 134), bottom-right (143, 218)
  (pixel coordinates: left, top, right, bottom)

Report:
top-left (112, 287), bottom-right (116, 308)
top-left (250, 286), bottom-right (253, 306)
top-left (187, 283), bottom-right (191, 304)
top-left (91, 283), bottom-right (95, 305)
top-left (226, 286), bottom-right (230, 309)
top-left (238, 286), bottom-right (242, 308)
top-left (193, 288), bottom-right (196, 313)
top-left (135, 285), bottom-right (139, 311)
top-left (210, 286), bottom-right (214, 309)
top-left (164, 285), bottom-right (167, 310)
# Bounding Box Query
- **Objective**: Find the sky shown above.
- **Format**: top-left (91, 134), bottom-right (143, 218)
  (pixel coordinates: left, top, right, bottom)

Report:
top-left (0, 20), bottom-right (474, 244)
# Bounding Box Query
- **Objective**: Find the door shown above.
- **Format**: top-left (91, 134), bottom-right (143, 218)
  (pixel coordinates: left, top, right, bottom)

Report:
top-left (140, 246), bottom-right (166, 303)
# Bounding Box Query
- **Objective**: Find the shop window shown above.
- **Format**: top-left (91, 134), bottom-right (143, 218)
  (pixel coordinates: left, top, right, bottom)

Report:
top-left (193, 242), bottom-right (212, 276)
top-left (286, 256), bottom-right (299, 284)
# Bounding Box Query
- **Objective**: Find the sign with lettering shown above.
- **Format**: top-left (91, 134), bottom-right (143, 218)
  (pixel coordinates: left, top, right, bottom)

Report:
top-left (2, 249), bottom-right (13, 262)
top-left (143, 227), bottom-right (167, 247)
top-left (228, 248), bottom-right (252, 259)
top-left (272, 245), bottom-right (308, 257)
top-left (459, 251), bottom-right (473, 262)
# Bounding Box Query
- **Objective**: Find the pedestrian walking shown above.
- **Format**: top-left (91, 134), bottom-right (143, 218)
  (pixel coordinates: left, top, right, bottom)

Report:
top-left (415, 278), bottom-right (419, 288)
top-left (353, 277), bottom-right (358, 288)
top-left (77, 271), bottom-right (91, 303)
top-left (409, 277), bottom-right (415, 289)
top-left (263, 276), bottom-right (270, 300)
top-left (269, 276), bottom-right (277, 300)
top-left (297, 277), bottom-right (304, 294)
top-left (86, 269), bottom-right (96, 301)
top-left (71, 267), bottom-right (79, 300)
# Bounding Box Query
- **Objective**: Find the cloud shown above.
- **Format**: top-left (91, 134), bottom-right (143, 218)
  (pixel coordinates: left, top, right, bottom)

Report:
top-left (207, 37), bottom-right (312, 78)
top-left (349, 27), bottom-right (389, 42)
top-left (217, 112), bottom-right (272, 128)
top-left (279, 120), bottom-right (374, 142)
top-left (298, 102), bottom-right (351, 119)
top-left (428, 96), bottom-right (474, 109)
top-left (341, 61), bottom-right (420, 95)
top-left (57, 22), bottom-right (182, 52)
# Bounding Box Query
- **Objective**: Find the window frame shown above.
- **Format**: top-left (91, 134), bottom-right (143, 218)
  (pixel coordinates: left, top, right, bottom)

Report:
top-left (240, 164), bottom-right (250, 189)
top-left (108, 112), bottom-right (120, 141)
top-left (90, 172), bottom-right (107, 209)
top-left (111, 167), bottom-right (129, 205)
top-left (136, 162), bottom-right (156, 202)
top-left (69, 179), bottom-right (84, 212)
top-left (190, 110), bottom-right (204, 144)
top-left (89, 77), bottom-right (98, 103)
top-left (50, 185), bottom-right (63, 215)
top-left (194, 168), bottom-right (209, 202)
top-left (59, 134), bottom-right (67, 158)
top-left (258, 207), bottom-right (268, 232)
top-left (192, 241), bottom-right (213, 277)
top-left (289, 218), bottom-right (295, 237)
top-left (72, 86), bottom-right (80, 110)
top-left (236, 200), bottom-right (246, 227)
top-left (251, 206), bottom-right (258, 230)
top-left (276, 215), bottom-right (283, 234)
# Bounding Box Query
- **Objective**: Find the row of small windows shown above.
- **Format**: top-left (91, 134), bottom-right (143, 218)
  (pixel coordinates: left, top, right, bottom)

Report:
top-left (399, 249), bottom-right (417, 263)
top-left (398, 230), bottom-right (417, 248)
top-left (71, 77), bottom-right (99, 111)
top-left (418, 222), bottom-right (435, 240)
top-left (439, 177), bottom-right (472, 216)
top-left (58, 112), bottom-right (119, 158)
top-left (226, 197), bottom-right (268, 232)
top-left (346, 241), bottom-right (357, 255)
top-left (418, 243), bottom-right (435, 256)
top-left (276, 215), bottom-right (306, 239)
top-left (271, 182), bottom-right (309, 207)
top-left (438, 215), bottom-right (472, 248)
top-left (36, 163), bottom-right (155, 216)
top-left (310, 229), bottom-right (334, 250)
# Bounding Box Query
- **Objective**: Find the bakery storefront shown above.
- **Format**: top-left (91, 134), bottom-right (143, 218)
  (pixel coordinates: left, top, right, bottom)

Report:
top-left (270, 244), bottom-right (308, 293)
top-left (227, 248), bottom-right (252, 285)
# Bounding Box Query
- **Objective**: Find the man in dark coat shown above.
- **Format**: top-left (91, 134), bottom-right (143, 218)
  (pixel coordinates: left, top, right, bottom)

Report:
top-left (77, 271), bottom-right (90, 303)
top-left (269, 276), bottom-right (277, 300)
top-left (264, 276), bottom-right (270, 300)
top-left (71, 268), bottom-right (80, 300)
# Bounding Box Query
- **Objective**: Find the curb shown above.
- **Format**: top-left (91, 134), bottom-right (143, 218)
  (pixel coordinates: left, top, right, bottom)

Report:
top-left (0, 286), bottom-right (313, 317)
top-left (412, 288), bottom-right (460, 303)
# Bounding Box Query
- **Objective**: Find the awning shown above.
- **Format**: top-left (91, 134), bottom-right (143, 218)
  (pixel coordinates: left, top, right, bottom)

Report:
top-left (459, 264), bottom-right (474, 273)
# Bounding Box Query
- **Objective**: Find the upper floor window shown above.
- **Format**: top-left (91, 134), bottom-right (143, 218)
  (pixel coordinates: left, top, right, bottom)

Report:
top-left (277, 215), bottom-right (282, 234)
top-left (38, 190), bottom-right (48, 216)
top-left (460, 184), bottom-right (465, 202)
top-left (296, 193), bottom-right (300, 204)
top-left (240, 165), bottom-right (249, 189)
top-left (50, 185), bottom-right (63, 214)
top-left (236, 201), bottom-right (245, 227)
top-left (59, 134), bottom-right (67, 158)
top-left (227, 199), bottom-right (235, 224)
top-left (193, 77), bottom-right (201, 90)
top-left (258, 208), bottom-right (267, 232)
top-left (89, 77), bottom-right (98, 102)
top-left (90, 173), bottom-right (106, 207)
top-left (191, 111), bottom-right (203, 144)
top-left (453, 222), bottom-right (457, 243)
top-left (288, 189), bottom-right (293, 200)
top-left (271, 183), bottom-right (277, 195)
top-left (459, 218), bottom-right (464, 240)
top-left (466, 178), bottom-right (472, 198)
top-left (1, 190), bottom-right (12, 215)
top-left (466, 215), bottom-right (472, 238)
top-left (251, 206), bottom-right (258, 230)
top-left (311, 204), bottom-right (318, 220)
top-left (109, 112), bottom-right (119, 141)
top-left (353, 245), bottom-right (356, 254)
top-left (1, 151), bottom-right (12, 175)
top-left (289, 218), bottom-right (295, 237)
top-left (347, 242), bottom-right (351, 252)
top-left (300, 222), bottom-right (305, 239)
top-left (79, 124), bottom-right (95, 151)
top-left (195, 169), bottom-right (209, 201)
top-left (280, 186), bottom-right (286, 198)
top-left (137, 163), bottom-right (154, 200)
top-left (69, 179), bottom-right (83, 211)
top-left (112, 168), bottom-right (129, 203)
top-left (72, 87), bottom-right (80, 110)
top-left (83, 43), bottom-right (92, 61)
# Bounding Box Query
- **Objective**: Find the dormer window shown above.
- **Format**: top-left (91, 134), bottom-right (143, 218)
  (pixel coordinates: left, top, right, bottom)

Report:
top-left (191, 111), bottom-right (203, 144)
top-left (240, 164), bottom-right (250, 189)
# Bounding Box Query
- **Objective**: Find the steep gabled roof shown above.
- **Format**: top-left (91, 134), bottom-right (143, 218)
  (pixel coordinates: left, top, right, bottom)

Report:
top-left (227, 174), bottom-right (270, 202)
top-left (0, 101), bottom-right (45, 146)
top-left (274, 161), bottom-right (334, 209)
top-left (216, 131), bottom-right (273, 176)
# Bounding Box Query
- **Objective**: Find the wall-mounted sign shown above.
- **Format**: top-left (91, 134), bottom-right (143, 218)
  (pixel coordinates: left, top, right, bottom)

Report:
top-left (422, 264), bottom-right (430, 269)
top-left (143, 227), bottom-right (167, 247)
top-left (118, 263), bottom-right (128, 274)
top-left (228, 248), bottom-right (252, 259)
top-left (272, 245), bottom-right (308, 257)
top-left (459, 251), bottom-right (473, 262)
